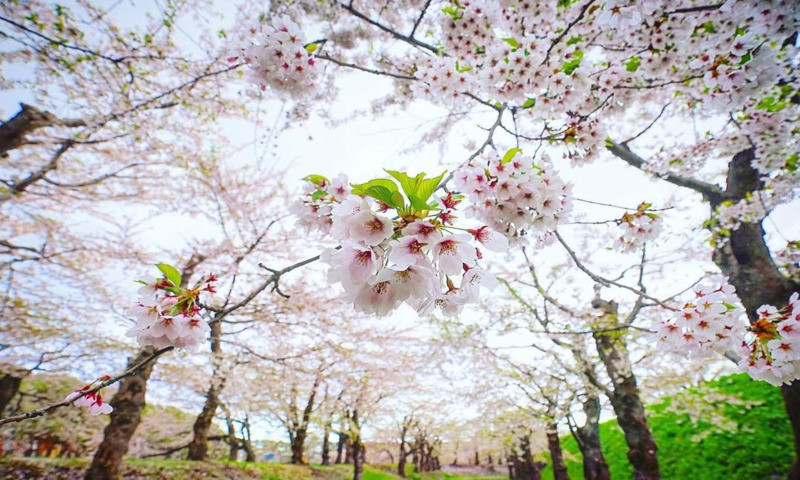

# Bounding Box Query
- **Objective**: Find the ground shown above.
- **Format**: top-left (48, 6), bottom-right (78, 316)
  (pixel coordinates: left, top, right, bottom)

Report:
top-left (0, 458), bottom-right (505, 480)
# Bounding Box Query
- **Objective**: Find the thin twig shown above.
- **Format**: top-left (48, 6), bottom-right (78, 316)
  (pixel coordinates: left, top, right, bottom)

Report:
top-left (0, 347), bottom-right (173, 426)
top-left (317, 54), bottom-right (417, 80)
top-left (554, 230), bottom-right (678, 311)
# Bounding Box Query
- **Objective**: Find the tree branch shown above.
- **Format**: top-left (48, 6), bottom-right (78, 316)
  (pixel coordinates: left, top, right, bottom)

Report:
top-left (606, 140), bottom-right (724, 204)
top-left (338, 2), bottom-right (438, 53)
top-left (0, 346), bottom-right (173, 426)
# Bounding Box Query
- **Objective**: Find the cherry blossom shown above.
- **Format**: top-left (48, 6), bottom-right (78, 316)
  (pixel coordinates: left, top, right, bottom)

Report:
top-left (655, 282), bottom-right (800, 386)
top-left (126, 266), bottom-right (217, 352)
top-left (65, 377), bottom-right (114, 416)
top-left (455, 152), bottom-right (572, 242)
top-left (613, 203), bottom-right (663, 252)
top-left (230, 15), bottom-right (319, 99)
top-left (294, 172), bottom-right (508, 317)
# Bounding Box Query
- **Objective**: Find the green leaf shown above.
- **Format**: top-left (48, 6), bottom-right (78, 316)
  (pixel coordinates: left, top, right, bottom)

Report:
top-left (566, 35), bottom-right (583, 46)
top-left (786, 154), bottom-right (798, 173)
top-left (302, 174), bottom-right (329, 186)
top-left (156, 263), bottom-right (182, 288)
top-left (442, 6), bottom-right (461, 20)
top-left (625, 56), bottom-right (641, 72)
top-left (455, 61), bottom-right (472, 73)
top-left (305, 42), bottom-right (320, 54)
top-left (521, 98), bottom-right (536, 108)
top-left (501, 147), bottom-right (522, 165)
top-left (368, 186), bottom-right (405, 208)
top-left (414, 172), bottom-right (446, 210)
top-left (561, 50), bottom-right (584, 75)
top-left (502, 37), bottom-right (519, 49)
top-left (351, 178), bottom-right (405, 208)
top-left (385, 170), bottom-right (445, 211)
top-left (738, 52), bottom-right (751, 65)
top-left (311, 189), bottom-right (328, 202)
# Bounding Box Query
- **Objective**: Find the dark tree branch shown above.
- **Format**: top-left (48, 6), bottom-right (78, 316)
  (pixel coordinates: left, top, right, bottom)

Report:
top-left (338, 2), bottom-right (438, 53)
top-left (606, 140), bottom-right (724, 205)
top-left (317, 54), bottom-right (417, 80)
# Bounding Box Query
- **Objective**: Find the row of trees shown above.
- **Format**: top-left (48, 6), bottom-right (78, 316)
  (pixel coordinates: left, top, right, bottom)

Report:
top-left (1, 0), bottom-right (798, 479)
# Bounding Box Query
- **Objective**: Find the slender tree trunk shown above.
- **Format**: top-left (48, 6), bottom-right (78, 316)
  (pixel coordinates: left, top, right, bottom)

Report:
top-left (187, 321), bottom-right (224, 461)
top-left (345, 436), bottom-right (353, 464)
top-left (290, 375), bottom-right (320, 464)
top-left (398, 417), bottom-right (412, 477)
top-left (592, 298), bottom-right (659, 480)
top-left (352, 409), bottom-right (363, 480)
top-left (222, 405), bottom-right (238, 461)
top-left (572, 395), bottom-right (610, 480)
top-left (336, 431), bottom-right (345, 464)
top-left (85, 347), bottom-right (157, 480)
top-left (322, 419), bottom-right (332, 466)
top-left (398, 442), bottom-right (407, 477)
top-left (546, 420), bottom-right (569, 480)
top-left (242, 416), bottom-right (256, 462)
top-left (0, 373), bottom-right (22, 415)
top-left (711, 148), bottom-right (800, 480)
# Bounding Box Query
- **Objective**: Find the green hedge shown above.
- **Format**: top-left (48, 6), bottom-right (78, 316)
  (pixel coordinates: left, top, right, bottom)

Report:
top-left (541, 374), bottom-right (793, 479)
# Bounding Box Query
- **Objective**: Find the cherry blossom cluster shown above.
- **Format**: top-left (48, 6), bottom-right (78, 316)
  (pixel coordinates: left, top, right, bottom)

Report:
top-left (654, 282), bottom-right (745, 355)
top-left (613, 202), bottom-right (663, 252)
top-left (65, 376), bottom-right (113, 415)
top-left (126, 265), bottom-right (216, 352)
top-left (776, 241), bottom-right (800, 280)
top-left (654, 282), bottom-right (800, 386)
top-left (229, 15), bottom-right (319, 99)
top-left (293, 171), bottom-right (507, 317)
top-left (454, 152), bottom-right (572, 242)
top-left (737, 295), bottom-right (800, 387)
top-left (288, 174), bottom-right (350, 234)
top-left (410, 57), bottom-right (476, 107)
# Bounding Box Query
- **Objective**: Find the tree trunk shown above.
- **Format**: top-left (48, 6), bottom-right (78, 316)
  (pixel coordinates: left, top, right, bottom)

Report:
top-left (336, 431), bottom-right (346, 464)
top-left (711, 147), bottom-right (800, 480)
top-left (289, 375), bottom-right (320, 464)
top-left (322, 419), bottom-right (332, 466)
top-left (398, 441), bottom-right (407, 477)
top-left (592, 298), bottom-right (660, 480)
top-left (511, 434), bottom-right (542, 480)
top-left (572, 395), bottom-right (610, 480)
top-left (352, 409), bottom-right (363, 480)
top-left (546, 420), bottom-right (569, 480)
top-left (0, 373), bottom-right (22, 415)
top-left (222, 405), bottom-right (238, 461)
top-left (85, 347), bottom-right (157, 480)
top-left (242, 416), bottom-right (256, 462)
top-left (187, 321), bottom-right (224, 461)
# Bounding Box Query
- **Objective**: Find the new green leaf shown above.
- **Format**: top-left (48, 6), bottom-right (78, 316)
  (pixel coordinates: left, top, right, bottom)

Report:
top-left (501, 147), bottom-right (522, 165)
top-left (156, 263), bottom-right (182, 288)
